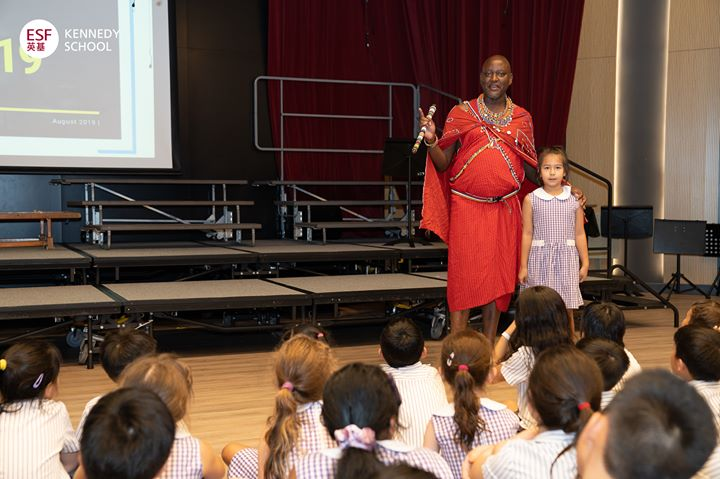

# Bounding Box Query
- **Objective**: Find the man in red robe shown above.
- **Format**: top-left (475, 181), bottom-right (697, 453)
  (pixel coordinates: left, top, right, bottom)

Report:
top-left (420, 55), bottom-right (539, 339)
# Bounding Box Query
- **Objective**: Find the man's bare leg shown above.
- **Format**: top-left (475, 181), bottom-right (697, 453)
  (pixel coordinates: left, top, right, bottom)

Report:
top-left (449, 309), bottom-right (470, 333)
top-left (481, 302), bottom-right (501, 342)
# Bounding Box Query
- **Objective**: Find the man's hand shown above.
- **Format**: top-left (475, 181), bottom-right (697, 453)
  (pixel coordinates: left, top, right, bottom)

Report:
top-left (418, 107), bottom-right (437, 143)
top-left (570, 185), bottom-right (586, 208)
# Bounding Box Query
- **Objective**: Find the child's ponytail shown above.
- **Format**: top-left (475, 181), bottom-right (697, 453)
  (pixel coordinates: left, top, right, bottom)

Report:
top-left (322, 363), bottom-right (402, 479)
top-left (264, 335), bottom-right (334, 479)
top-left (264, 383), bottom-right (300, 479)
top-left (440, 330), bottom-right (493, 450)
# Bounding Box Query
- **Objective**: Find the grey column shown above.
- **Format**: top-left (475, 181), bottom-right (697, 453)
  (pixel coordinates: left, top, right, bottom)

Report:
top-left (615, 0), bottom-right (670, 282)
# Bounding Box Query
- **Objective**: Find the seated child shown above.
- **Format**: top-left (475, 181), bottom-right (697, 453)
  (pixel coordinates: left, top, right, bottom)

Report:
top-left (76, 327), bottom-right (157, 439)
top-left (576, 337), bottom-right (629, 409)
top-left (379, 317), bottom-right (448, 447)
top-left (0, 340), bottom-right (80, 478)
top-left (294, 363), bottom-right (453, 479)
top-left (671, 324), bottom-right (720, 478)
top-left (80, 387), bottom-right (175, 479)
top-left (424, 329), bottom-right (518, 478)
top-left (580, 301), bottom-right (641, 390)
top-left (681, 299), bottom-right (720, 329)
top-left (576, 370), bottom-right (716, 479)
top-left (466, 345), bottom-right (603, 479)
top-left (493, 286), bottom-right (573, 429)
top-left (223, 335), bottom-right (336, 479)
top-left (119, 354), bottom-right (226, 479)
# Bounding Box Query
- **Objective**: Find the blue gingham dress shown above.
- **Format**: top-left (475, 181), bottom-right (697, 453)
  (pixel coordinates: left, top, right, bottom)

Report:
top-left (157, 421), bottom-right (203, 479)
top-left (522, 186), bottom-right (583, 309)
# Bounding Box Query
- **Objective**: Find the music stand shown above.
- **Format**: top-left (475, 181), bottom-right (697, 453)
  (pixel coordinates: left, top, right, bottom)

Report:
top-left (600, 206), bottom-right (653, 269)
top-left (654, 219), bottom-right (710, 300)
top-left (705, 223), bottom-right (720, 295)
top-left (382, 138), bottom-right (429, 247)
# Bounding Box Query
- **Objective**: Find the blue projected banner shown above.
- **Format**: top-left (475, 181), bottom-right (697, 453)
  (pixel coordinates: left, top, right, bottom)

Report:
top-left (0, 0), bottom-right (174, 170)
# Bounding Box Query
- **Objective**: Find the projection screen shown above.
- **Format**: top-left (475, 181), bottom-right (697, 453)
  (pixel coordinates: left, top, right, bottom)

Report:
top-left (0, 0), bottom-right (176, 170)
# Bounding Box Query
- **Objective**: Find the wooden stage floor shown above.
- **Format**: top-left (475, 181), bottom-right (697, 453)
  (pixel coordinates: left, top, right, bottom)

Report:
top-left (53, 293), bottom-right (703, 453)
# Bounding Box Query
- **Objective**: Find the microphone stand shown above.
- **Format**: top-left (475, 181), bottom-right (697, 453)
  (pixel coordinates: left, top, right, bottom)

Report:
top-left (384, 141), bottom-right (430, 248)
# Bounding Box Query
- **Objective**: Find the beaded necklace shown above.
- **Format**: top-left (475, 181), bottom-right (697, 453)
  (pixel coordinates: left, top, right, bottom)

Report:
top-left (477, 94), bottom-right (514, 127)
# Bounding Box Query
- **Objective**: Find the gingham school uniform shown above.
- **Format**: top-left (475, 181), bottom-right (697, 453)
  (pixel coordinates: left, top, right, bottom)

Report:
top-left (431, 400), bottom-right (519, 478)
top-left (612, 348), bottom-right (641, 392)
top-left (0, 399), bottom-right (80, 479)
top-left (295, 440), bottom-right (453, 479)
top-left (692, 380), bottom-right (720, 479)
top-left (228, 401), bottom-right (335, 479)
top-left (381, 362), bottom-right (449, 448)
top-left (521, 186), bottom-right (583, 309)
top-left (75, 394), bottom-right (101, 441)
top-left (482, 429), bottom-right (577, 479)
top-left (157, 421), bottom-right (203, 479)
top-left (500, 346), bottom-right (536, 429)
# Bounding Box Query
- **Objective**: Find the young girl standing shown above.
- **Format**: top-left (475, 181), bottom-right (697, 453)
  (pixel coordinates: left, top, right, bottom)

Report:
top-left (0, 340), bottom-right (80, 478)
top-left (423, 329), bottom-right (519, 478)
top-left (223, 334), bottom-right (336, 479)
top-left (519, 146), bottom-right (589, 336)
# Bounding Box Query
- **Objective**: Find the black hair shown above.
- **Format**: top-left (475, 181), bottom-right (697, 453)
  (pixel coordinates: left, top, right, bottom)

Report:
top-left (380, 317), bottom-right (424, 368)
top-left (529, 345), bottom-right (602, 433)
top-left (0, 340), bottom-right (61, 412)
top-left (81, 387), bottom-right (175, 479)
top-left (536, 146), bottom-right (570, 184)
top-left (510, 286), bottom-right (573, 358)
top-left (100, 328), bottom-right (157, 382)
top-left (576, 337), bottom-right (629, 391)
top-left (321, 363), bottom-right (402, 478)
top-left (604, 370), bottom-right (717, 479)
top-left (581, 301), bottom-right (627, 346)
top-left (371, 464), bottom-right (438, 479)
top-left (673, 325), bottom-right (720, 381)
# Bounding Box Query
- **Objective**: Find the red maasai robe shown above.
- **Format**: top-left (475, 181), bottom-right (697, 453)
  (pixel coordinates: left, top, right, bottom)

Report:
top-left (421, 99), bottom-right (537, 312)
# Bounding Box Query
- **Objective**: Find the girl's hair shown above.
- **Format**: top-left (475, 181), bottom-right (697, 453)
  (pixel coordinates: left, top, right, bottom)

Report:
top-left (321, 363), bottom-right (401, 479)
top-left (581, 301), bottom-right (627, 346)
top-left (281, 323), bottom-right (331, 345)
top-left (687, 299), bottom-right (720, 329)
top-left (0, 340), bottom-right (62, 412)
top-left (371, 464), bottom-right (437, 479)
top-left (510, 286), bottom-right (573, 357)
top-left (529, 345), bottom-right (603, 472)
top-left (529, 345), bottom-right (602, 432)
top-left (264, 335), bottom-right (335, 479)
top-left (119, 353), bottom-right (192, 422)
top-left (440, 329), bottom-right (493, 450)
top-left (536, 146), bottom-right (570, 183)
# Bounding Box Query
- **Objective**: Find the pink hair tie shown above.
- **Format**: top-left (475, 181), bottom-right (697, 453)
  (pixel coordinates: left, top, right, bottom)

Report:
top-left (577, 401), bottom-right (591, 411)
top-left (458, 364), bottom-right (469, 372)
top-left (281, 381), bottom-right (294, 392)
top-left (334, 424), bottom-right (376, 451)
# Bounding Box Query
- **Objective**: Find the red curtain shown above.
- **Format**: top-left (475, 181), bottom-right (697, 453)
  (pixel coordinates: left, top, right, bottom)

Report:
top-left (267, 0), bottom-right (585, 182)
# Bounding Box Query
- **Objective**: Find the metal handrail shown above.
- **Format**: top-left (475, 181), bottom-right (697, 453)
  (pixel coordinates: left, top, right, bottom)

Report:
top-left (569, 160), bottom-right (613, 278)
top-left (253, 75), bottom-right (419, 181)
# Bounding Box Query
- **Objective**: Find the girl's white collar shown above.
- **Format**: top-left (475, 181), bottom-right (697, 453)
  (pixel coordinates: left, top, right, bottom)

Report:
top-left (533, 185), bottom-right (571, 201)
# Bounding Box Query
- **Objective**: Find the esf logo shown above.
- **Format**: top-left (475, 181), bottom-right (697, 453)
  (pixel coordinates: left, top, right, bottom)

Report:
top-left (20, 19), bottom-right (59, 59)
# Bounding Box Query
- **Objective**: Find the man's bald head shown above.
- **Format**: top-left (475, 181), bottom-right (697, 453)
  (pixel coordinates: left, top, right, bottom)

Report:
top-left (482, 55), bottom-right (512, 73)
